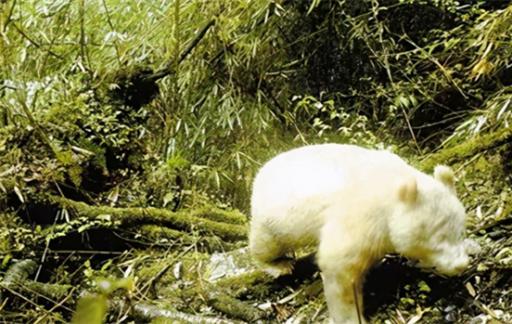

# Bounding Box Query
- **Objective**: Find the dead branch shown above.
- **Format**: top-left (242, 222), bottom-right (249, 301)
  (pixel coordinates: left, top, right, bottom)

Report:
top-left (51, 196), bottom-right (247, 241)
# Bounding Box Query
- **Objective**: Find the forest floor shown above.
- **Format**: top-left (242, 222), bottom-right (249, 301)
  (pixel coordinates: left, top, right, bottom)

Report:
top-left (1, 128), bottom-right (511, 324)
top-left (1, 1), bottom-right (512, 323)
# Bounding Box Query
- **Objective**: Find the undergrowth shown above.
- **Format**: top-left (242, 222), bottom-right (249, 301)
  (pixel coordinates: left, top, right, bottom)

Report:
top-left (1, 0), bottom-right (511, 323)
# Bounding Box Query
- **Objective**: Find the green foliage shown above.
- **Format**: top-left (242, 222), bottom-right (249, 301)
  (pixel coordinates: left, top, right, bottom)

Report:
top-left (1, 0), bottom-right (510, 206)
top-left (444, 89), bottom-right (512, 146)
top-left (72, 270), bottom-right (134, 324)
top-left (468, 5), bottom-right (512, 79)
top-left (72, 294), bottom-right (108, 324)
top-left (2, 1), bottom-right (512, 323)
top-left (292, 95), bottom-right (377, 145)
top-left (285, 1), bottom-right (512, 148)
top-left (443, 5), bottom-right (512, 146)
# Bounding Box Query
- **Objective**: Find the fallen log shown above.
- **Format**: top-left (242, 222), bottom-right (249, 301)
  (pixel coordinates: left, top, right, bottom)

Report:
top-left (51, 196), bottom-right (247, 242)
top-left (418, 127), bottom-right (512, 171)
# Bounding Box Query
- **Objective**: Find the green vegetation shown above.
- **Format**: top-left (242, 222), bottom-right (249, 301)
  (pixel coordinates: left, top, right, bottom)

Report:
top-left (1, 0), bottom-right (511, 323)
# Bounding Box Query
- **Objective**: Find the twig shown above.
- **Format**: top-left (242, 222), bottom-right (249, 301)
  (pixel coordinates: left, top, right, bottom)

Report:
top-left (472, 215), bottom-right (512, 235)
top-left (403, 36), bottom-right (466, 99)
top-left (16, 91), bottom-right (61, 159)
top-left (35, 210), bottom-right (61, 282)
top-left (12, 23), bottom-right (63, 59)
top-left (78, 0), bottom-right (93, 79)
top-left (472, 300), bottom-right (503, 321)
top-left (400, 105), bottom-right (422, 155)
top-left (0, 285), bottom-right (42, 310)
top-left (353, 283), bottom-right (362, 324)
top-left (33, 287), bottom-right (77, 324)
top-left (39, 4), bottom-right (72, 77)
top-left (146, 19), bottom-right (216, 82)
top-left (137, 245), bottom-right (194, 298)
top-left (2, 0), bottom-right (17, 30)
top-left (101, 0), bottom-right (122, 65)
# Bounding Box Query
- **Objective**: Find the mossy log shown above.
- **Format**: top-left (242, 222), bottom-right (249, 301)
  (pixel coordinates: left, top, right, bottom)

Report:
top-left (206, 291), bottom-right (266, 322)
top-left (1, 259), bottom-right (37, 286)
top-left (138, 224), bottom-right (196, 243)
top-left (51, 197), bottom-right (247, 241)
top-left (131, 302), bottom-right (244, 324)
top-left (0, 259), bottom-right (73, 301)
top-left (23, 280), bottom-right (74, 301)
top-left (138, 225), bottom-right (240, 251)
top-left (418, 127), bottom-right (512, 171)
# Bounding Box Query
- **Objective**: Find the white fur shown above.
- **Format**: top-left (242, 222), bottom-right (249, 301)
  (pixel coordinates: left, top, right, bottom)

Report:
top-left (249, 144), bottom-right (473, 324)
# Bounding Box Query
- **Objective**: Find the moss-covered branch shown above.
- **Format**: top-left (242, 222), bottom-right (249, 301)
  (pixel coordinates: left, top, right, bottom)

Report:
top-left (1, 259), bottom-right (38, 287)
top-left (418, 127), bottom-right (512, 171)
top-left (131, 302), bottom-right (244, 324)
top-left (206, 291), bottom-right (266, 322)
top-left (51, 197), bottom-right (247, 241)
top-left (138, 225), bottom-right (240, 251)
top-left (0, 259), bottom-right (73, 301)
top-left (189, 207), bottom-right (247, 225)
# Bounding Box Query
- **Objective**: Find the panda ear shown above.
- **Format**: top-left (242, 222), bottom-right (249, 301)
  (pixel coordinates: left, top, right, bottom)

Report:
top-left (434, 165), bottom-right (455, 190)
top-left (398, 178), bottom-right (418, 205)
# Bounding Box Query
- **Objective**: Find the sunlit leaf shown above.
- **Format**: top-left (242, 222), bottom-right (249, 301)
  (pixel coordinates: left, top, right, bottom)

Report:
top-left (13, 186), bottom-right (25, 204)
top-left (71, 294), bottom-right (108, 324)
